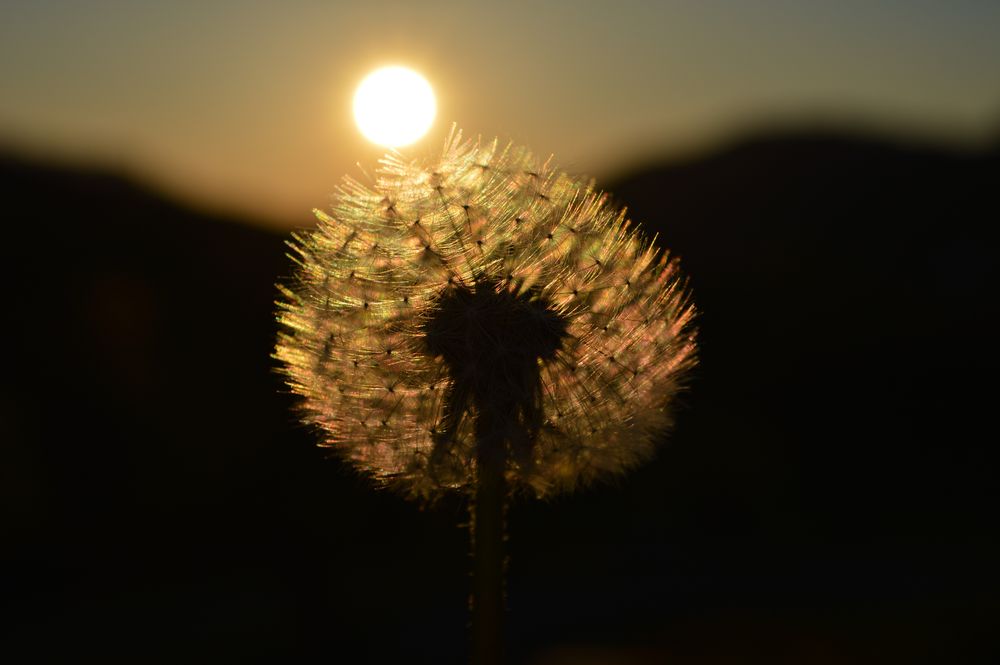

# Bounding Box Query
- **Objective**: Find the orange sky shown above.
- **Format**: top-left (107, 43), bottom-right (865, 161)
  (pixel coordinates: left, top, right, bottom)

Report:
top-left (2, 1), bottom-right (998, 227)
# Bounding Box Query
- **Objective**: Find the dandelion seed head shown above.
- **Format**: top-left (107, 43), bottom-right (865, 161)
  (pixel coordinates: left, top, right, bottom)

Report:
top-left (275, 128), bottom-right (697, 498)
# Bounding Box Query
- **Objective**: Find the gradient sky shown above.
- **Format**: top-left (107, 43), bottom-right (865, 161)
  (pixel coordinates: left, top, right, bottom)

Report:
top-left (2, 0), bottom-right (998, 226)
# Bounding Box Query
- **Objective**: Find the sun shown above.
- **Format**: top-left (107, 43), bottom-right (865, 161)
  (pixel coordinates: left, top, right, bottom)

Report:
top-left (353, 66), bottom-right (436, 148)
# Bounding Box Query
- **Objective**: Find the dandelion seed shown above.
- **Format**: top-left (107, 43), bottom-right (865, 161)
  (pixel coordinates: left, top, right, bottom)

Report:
top-left (276, 127), bottom-right (697, 664)
top-left (275, 127), bottom-right (697, 499)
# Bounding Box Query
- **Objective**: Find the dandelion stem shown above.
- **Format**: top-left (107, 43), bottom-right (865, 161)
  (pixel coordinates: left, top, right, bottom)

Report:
top-left (471, 410), bottom-right (507, 665)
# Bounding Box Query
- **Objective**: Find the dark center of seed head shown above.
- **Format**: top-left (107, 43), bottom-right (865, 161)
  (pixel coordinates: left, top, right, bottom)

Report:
top-left (424, 280), bottom-right (567, 391)
top-left (423, 280), bottom-right (569, 465)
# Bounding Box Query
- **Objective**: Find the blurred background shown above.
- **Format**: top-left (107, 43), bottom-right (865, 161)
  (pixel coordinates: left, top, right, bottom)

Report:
top-left (2, 1), bottom-right (998, 663)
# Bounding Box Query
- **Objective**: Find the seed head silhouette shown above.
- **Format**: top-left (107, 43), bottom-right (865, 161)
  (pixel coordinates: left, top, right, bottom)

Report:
top-left (275, 128), bottom-right (697, 499)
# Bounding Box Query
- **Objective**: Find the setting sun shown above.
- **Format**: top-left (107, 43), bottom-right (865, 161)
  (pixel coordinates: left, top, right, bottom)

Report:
top-left (353, 66), bottom-right (436, 148)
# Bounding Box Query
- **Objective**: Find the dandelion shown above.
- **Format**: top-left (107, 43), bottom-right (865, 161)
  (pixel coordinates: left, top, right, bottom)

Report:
top-left (274, 127), bottom-right (697, 663)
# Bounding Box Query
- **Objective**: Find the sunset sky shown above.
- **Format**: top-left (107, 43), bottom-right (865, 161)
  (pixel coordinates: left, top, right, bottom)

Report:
top-left (2, 1), bottom-right (998, 227)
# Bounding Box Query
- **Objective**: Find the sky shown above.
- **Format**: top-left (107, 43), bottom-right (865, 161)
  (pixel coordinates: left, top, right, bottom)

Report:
top-left (2, 0), bottom-right (999, 227)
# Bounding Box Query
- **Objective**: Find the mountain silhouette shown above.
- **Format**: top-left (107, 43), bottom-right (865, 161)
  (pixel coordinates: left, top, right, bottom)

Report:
top-left (2, 131), bottom-right (997, 664)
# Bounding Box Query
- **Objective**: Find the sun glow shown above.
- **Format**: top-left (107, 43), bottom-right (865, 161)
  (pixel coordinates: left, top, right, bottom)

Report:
top-left (353, 66), bottom-right (436, 148)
